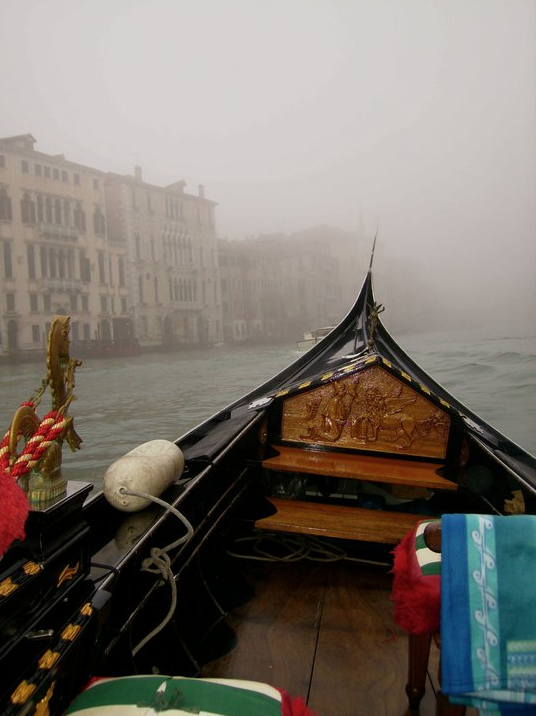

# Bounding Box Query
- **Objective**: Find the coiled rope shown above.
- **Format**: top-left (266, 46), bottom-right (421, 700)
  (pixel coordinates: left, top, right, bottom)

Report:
top-left (117, 487), bottom-right (194, 657)
top-left (0, 402), bottom-right (69, 478)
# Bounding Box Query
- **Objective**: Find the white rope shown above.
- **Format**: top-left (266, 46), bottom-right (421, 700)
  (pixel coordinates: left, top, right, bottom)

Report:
top-left (117, 488), bottom-right (194, 657)
top-left (228, 532), bottom-right (389, 567)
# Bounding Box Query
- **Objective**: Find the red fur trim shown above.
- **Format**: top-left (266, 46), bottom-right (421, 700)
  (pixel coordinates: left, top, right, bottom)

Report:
top-left (279, 688), bottom-right (319, 716)
top-left (391, 525), bottom-right (441, 634)
top-left (0, 468), bottom-right (30, 556)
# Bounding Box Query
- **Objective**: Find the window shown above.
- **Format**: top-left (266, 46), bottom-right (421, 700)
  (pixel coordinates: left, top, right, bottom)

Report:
top-left (121, 297), bottom-right (127, 313)
top-left (30, 294), bottom-right (38, 312)
top-left (61, 171), bottom-right (68, 182)
top-left (83, 323), bottom-right (90, 339)
top-left (54, 199), bottom-right (62, 225)
top-left (0, 154), bottom-right (5, 168)
top-left (93, 207), bottom-right (106, 236)
top-left (6, 293), bottom-right (15, 311)
top-left (74, 173), bottom-right (80, 186)
top-left (100, 295), bottom-right (108, 312)
top-left (35, 164), bottom-right (42, 176)
top-left (80, 254), bottom-right (91, 283)
top-left (44, 166), bottom-right (51, 178)
top-left (0, 188), bottom-right (12, 220)
top-left (32, 325), bottom-right (40, 342)
top-left (36, 195), bottom-right (44, 222)
top-left (21, 193), bottom-right (36, 223)
top-left (74, 203), bottom-right (86, 231)
top-left (52, 168), bottom-right (60, 180)
top-left (21, 160), bottom-right (29, 173)
top-left (40, 246), bottom-right (48, 277)
top-left (98, 252), bottom-right (106, 284)
top-left (3, 241), bottom-right (13, 277)
top-left (93, 178), bottom-right (100, 190)
top-left (70, 294), bottom-right (77, 311)
top-left (27, 245), bottom-right (36, 279)
top-left (118, 257), bottom-right (125, 286)
top-left (43, 294), bottom-right (51, 312)
top-left (81, 294), bottom-right (89, 312)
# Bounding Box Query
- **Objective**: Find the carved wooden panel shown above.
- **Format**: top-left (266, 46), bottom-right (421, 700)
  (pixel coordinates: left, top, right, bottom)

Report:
top-left (281, 365), bottom-right (450, 459)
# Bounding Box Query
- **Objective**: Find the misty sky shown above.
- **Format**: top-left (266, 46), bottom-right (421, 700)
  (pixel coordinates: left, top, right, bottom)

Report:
top-left (2, 0), bottom-right (535, 329)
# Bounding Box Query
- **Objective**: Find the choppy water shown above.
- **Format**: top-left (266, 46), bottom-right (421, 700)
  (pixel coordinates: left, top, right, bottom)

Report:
top-left (1, 329), bottom-right (535, 490)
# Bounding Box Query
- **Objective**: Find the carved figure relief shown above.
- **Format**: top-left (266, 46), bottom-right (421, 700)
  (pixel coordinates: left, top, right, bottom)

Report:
top-left (281, 366), bottom-right (450, 459)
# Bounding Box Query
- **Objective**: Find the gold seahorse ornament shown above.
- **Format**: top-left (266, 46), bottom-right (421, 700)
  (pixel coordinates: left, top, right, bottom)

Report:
top-left (0, 316), bottom-right (83, 505)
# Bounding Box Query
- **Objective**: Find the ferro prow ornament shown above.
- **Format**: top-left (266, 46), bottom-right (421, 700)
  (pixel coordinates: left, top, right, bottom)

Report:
top-left (0, 316), bottom-right (82, 506)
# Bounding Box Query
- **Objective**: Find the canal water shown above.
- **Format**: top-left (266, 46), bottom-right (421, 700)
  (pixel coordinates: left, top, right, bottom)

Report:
top-left (1, 329), bottom-right (535, 490)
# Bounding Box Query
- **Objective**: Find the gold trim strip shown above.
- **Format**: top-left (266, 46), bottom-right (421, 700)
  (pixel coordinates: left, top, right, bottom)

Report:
top-left (11, 681), bottom-right (37, 705)
top-left (60, 624), bottom-right (82, 641)
top-left (0, 577), bottom-right (18, 597)
top-left (38, 650), bottom-right (60, 670)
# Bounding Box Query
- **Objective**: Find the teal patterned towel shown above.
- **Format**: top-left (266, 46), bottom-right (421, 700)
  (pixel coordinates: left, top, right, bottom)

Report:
top-left (441, 514), bottom-right (536, 715)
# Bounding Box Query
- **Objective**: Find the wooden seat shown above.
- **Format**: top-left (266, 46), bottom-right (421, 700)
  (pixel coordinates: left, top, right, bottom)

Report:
top-left (262, 446), bottom-right (456, 492)
top-left (255, 497), bottom-right (428, 544)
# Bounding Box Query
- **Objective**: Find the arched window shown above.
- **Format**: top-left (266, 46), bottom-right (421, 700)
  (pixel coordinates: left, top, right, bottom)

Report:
top-left (3, 241), bottom-right (13, 278)
top-left (45, 197), bottom-right (53, 224)
top-left (58, 249), bottom-right (66, 278)
top-left (118, 257), bottom-right (126, 286)
top-left (74, 203), bottom-right (86, 232)
top-left (36, 195), bottom-right (44, 222)
top-left (63, 199), bottom-right (71, 226)
top-left (54, 199), bottom-right (62, 225)
top-left (93, 206), bottom-right (105, 236)
top-left (0, 188), bottom-right (13, 221)
top-left (27, 244), bottom-right (36, 279)
top-left (21, 192), bottom-right (36, 224)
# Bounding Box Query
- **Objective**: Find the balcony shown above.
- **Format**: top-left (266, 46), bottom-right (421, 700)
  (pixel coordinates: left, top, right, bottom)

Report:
top-left (38, 223), bottom-right (79, 243)
top-left (38, 277), bottom-right (83, 292)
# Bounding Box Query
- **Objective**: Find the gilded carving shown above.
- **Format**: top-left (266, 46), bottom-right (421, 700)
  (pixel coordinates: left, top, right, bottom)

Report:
top-left (60, 624), bottom-right (82, 641)
top-left (56, 562), bottom-right (80, 588)
top-left (0, 577), bottom-right (18, 597)
top-left (38, 650), bottom-right (60, 670)
top-left (0, 316), bottom-right (83, 505)
top-left (281, 366), bottom-right (450, 459)
top-left (35, 682), bottom-right (56, 716)
top-left (23, 561), bottom-right (41, 575)
top-left (504, 489), bottom-right (525, 515)
top-left (10, 681), bottom-right (37, 705)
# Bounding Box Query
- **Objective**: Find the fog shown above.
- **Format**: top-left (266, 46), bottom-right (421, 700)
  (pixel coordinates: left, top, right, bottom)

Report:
top-left (2, 0), bottom-right (535, 332)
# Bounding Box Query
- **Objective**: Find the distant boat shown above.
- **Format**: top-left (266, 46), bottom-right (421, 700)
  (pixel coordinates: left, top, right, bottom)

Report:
top-left (296, 325), bottom-right (336, 351)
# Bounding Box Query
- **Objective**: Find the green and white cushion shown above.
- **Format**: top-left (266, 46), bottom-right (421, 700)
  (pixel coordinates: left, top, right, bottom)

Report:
top-left (66, 676), bottom-right (284, 716)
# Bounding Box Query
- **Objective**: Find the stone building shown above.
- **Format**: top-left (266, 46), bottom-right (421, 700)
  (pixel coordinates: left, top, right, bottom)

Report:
top-left (0, 134), bottom-right (132, 360)
top-left (105, 169), bottom-right (222, 349)
top-left (218, 239), bottom-right (286, 343)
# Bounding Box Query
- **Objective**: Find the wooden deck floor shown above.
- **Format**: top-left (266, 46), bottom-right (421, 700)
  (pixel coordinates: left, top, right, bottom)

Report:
top-left (201, 556), bottom-right (444, 716)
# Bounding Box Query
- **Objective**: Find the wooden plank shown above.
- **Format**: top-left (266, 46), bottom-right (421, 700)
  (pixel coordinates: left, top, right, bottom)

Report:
top-left (262, 445), bottom-right (456, 491)
top-left (308, 563), bottom-right (411, 716)
top-left (202, 559), bottom-right (443, 716)
top-left (201, 561), bottom-right (324, 699)
top-left (255, 497), bottom-right (427, 544)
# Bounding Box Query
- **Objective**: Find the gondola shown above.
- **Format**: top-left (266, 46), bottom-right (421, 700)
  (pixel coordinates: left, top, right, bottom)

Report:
top-left (1, 267), bottom-right (535, 716)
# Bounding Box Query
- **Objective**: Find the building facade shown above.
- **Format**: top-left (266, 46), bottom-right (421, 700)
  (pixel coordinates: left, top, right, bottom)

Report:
top-left (0, 134), bottom-right (132, 359)
top-left (0, 135), bottom-right (222, 361)
top-left (1, 134), bottom-right (364, 360)
top-left (105, 170), bottom-right (222, 349)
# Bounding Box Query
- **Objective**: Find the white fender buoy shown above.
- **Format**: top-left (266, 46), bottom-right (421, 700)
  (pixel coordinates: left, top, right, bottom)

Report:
top-left (103, 439), bottom-right (185, 512)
